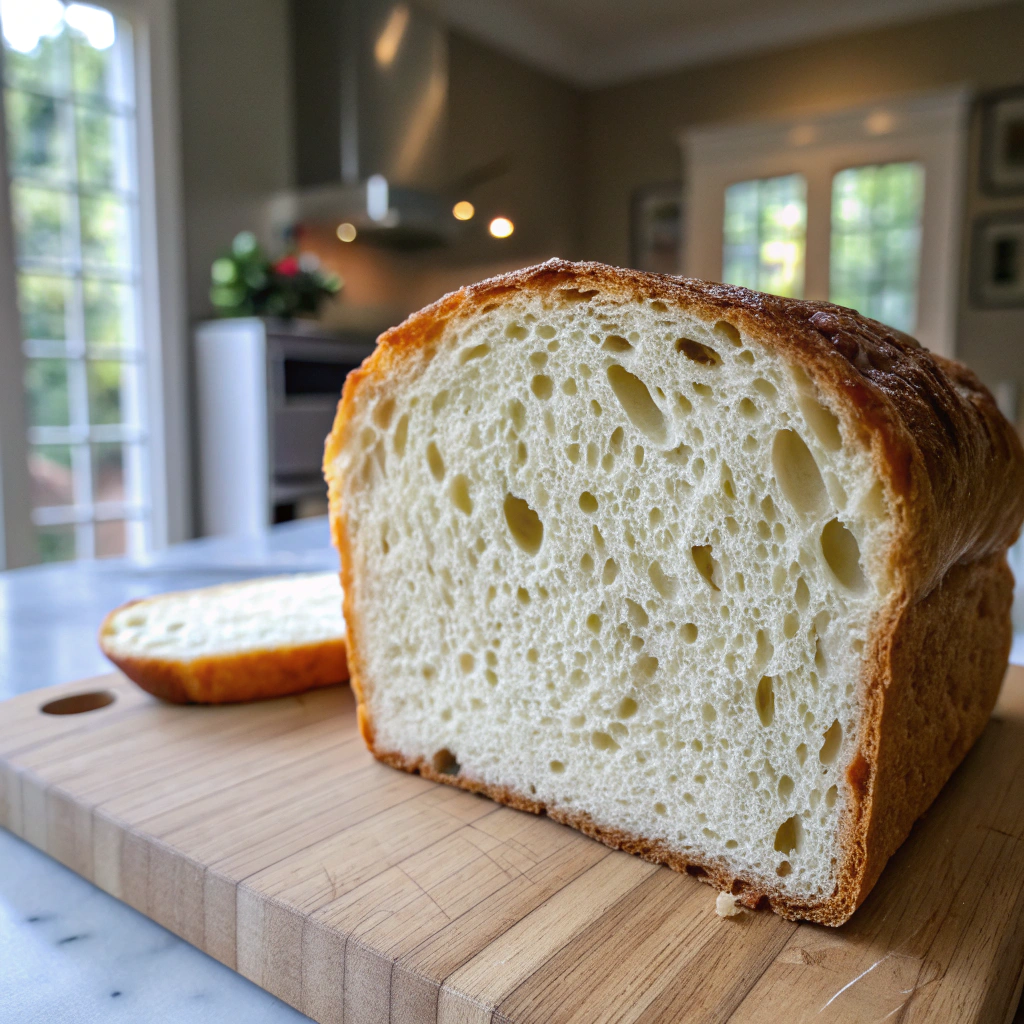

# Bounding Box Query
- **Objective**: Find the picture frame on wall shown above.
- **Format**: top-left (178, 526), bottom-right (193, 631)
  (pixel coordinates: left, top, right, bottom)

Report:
top-left (630, 182), bottom-right (684, 275)
top-left (980, 88), bottom-right (1024, 195)
top-left (971, 214), bottom-right (1024, 308)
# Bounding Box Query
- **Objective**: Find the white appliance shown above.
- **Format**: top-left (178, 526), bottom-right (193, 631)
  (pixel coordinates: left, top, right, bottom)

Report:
top-left (195, 318), bottom-right (376, 536)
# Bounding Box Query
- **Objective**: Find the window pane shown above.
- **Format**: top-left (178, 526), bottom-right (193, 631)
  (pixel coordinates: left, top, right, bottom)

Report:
top-left (723, 174), bottom-right (806, 298)
top-left (84, 278), bottom-right (134, 350)
top-left (36, 525), bottom-right (76, 563)
top-left (5, 89), bottom-right (71, 184)
top-left (69, 8), bottom-right (133, 107)
top-left (75, 105), bottom-right (131, 191)
top-left (29, 443), bottom-right (74, 508)
top-left (18, 273), bottom-right (71, 342)
top-left (829, 162), bottom-right (924, 333)
top-left (5, 2), bottom-right (147, 564)
top-left (11, 182), bottom-right (74, 263)
top-left (1, 9), bottom-right (69, 93)
top-left (25, 357), bottom-right (70, 426)
top-left (80, 193), bottom-right (132, 269)
top-left (91, 440), bottom-right (124, 501)
top-left (86, 358), bottom-right (130, 424)
top-left (94, 519), bottom-right (126, 558)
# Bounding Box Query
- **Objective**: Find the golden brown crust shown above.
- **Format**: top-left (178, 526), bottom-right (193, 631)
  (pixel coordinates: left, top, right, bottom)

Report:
top-left (854, 551), bottom-right (1013, 905)
top-left (324, 259), bottom-right (1024, 925)
top-left (98, 602), bottom-right (348, 705)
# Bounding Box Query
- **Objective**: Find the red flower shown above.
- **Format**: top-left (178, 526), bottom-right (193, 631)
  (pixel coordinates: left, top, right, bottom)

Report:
top-left (274, 256), bottom-right (300, 276)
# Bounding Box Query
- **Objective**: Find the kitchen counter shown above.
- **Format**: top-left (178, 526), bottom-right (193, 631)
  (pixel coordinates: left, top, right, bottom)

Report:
top-left (1, 519), bottom-right (335, 1023)
top-left (3, 516), bottom-right (1024, 1023)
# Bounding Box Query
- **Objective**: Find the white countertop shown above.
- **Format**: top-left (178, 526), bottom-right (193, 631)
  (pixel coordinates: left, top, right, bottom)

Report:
top-left (1, 519), bottom-right (334, 1023)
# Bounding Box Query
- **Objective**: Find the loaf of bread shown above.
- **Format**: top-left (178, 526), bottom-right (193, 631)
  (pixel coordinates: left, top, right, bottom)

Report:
top-left (324, 260), bottom-right (1024, 924)
top-left (100, 572), bottom-right (347, 703)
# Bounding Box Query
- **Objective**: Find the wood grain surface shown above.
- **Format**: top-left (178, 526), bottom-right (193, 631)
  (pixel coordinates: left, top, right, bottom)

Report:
top-left (3, 668), bottom-right (1024, 1024)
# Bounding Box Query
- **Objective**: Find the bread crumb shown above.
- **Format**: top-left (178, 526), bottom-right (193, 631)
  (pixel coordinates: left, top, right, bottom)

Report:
top-left (715, 891), bottom-right (746, 918)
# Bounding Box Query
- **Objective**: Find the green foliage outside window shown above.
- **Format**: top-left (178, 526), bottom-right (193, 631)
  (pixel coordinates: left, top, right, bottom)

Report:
top-left (25, 358), bottom-right (69, 427)
top-left (723, 174), bottom-right (807, 299)
top-left (210, 231), bottom-right (342, 319)
top-left (5, 4), bottom-right (142, 561)
top-left (829, 162), bottom-right (924, 333)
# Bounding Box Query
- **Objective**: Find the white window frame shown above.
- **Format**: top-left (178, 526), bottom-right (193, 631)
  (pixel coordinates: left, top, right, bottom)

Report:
top-left (0, 0), bottom-right (188, 569)
top-left (681, 89), bottom-right (969, 358)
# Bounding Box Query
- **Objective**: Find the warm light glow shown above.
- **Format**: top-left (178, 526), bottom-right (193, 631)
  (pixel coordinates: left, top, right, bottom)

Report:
top-left (788, 124), bottom-right (816, 148)
top-left (336, 222), bottom-right (357, 243)
top-left (374, 4), bottom-right (410, 67)
top-left (452, 200), bottom-right (475, 221)
top-left (865, 110), bottom-right (895, 136)
top-left (489, 216), bottom-right (514, 239)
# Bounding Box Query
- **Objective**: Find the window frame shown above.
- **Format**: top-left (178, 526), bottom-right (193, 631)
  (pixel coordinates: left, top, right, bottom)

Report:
top-left (0, 0), bottom-right (188, 568)
top-left (681, 89), bottom-right (969, 358)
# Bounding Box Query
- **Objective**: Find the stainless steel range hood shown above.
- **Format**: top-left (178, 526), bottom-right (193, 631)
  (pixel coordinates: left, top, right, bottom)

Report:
top-left (278, 0), bottom-right (454, 248)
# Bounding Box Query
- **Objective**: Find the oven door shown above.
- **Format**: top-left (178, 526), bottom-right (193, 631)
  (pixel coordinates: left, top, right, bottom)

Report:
top-left (267, 332), bottom-right (375, 482)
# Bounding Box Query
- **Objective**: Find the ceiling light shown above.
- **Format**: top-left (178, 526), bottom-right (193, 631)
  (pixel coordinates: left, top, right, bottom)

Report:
top-left (452, 200), bottom-right (475, 221)
top-left (489, 216), bottom-right (514, 239)
top-left (336, 222), bottom-right (357, 243)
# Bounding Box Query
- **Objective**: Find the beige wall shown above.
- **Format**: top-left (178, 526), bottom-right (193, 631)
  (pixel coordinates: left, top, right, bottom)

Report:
top-left (578, 0), bottom-right (1024, 393)
top-left (176, 0), bottom-right (296, 322)
top-left (444, 32), bottom-right (583, 266)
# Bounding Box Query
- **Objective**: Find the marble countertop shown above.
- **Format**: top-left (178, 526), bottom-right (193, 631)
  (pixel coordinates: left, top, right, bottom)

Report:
top-left (1, 519), bottom-right (334, 1023)
top-left (3, 517), bottom-right (1024, 1022)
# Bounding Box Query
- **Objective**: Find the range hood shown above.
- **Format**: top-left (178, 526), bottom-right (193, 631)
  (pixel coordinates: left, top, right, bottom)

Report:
top-left (277, 0), bottom-right (455, 248)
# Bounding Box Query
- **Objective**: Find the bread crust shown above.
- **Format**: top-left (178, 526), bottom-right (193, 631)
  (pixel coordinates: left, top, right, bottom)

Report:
top-left (324, 259), bottom-right (1024, 925)
top-left (99, 600), bottom-right (348, 705)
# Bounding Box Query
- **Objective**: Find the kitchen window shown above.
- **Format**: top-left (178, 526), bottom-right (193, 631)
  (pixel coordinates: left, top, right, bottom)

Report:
top-left (682, 90), bottom-right (967, 357)
top-left (0, 0), bottom-right (186, 567)
top-left (723, 172), bottom-right (806, 298)
top-left (829, 161), bottom-right (925, 333)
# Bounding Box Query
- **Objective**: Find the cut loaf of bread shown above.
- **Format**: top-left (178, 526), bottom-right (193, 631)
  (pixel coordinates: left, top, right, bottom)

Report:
top-left (100, 572), bottom-right (347, 703)
top-left (324, 260), bottom-right (1024, 924)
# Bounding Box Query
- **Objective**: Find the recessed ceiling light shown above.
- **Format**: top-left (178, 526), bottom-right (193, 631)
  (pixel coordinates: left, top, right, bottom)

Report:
top-left (489, 216), bottom-right (514, 239)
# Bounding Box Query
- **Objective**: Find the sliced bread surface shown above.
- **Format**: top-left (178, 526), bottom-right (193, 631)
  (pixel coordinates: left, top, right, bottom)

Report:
top-left (324, 260), bottom-right (1024, 924)
top-left (100, 572), bottom-right (347, 703)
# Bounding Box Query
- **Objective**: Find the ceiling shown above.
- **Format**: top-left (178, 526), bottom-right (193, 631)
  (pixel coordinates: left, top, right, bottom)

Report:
top-left (419, 0), bottom-right (1003, 88)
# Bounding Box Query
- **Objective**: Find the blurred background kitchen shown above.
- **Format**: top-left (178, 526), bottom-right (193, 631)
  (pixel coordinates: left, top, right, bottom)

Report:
top-left (1, 0), bottom-right (1024, 569)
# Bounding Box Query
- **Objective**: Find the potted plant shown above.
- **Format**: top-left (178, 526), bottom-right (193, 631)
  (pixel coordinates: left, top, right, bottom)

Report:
top-left (209, 232), bottom-right (342, 319)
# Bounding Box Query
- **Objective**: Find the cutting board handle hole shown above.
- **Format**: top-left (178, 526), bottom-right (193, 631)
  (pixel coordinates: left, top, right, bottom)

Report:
top-left (40, 691), bottom-right (116, 716)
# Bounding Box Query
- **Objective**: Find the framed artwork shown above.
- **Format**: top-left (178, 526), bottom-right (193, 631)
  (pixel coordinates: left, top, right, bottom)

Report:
top-left (971, 214), bottom-right (1024, 308)
top-left (980, 88), bottom-right (1024, 195)
top-left (631, 182), bottom-right (684, 275)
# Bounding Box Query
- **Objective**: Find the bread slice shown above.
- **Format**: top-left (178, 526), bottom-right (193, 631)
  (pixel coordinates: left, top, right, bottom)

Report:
top-left (324, 260), bottom-right (1024, 925)
top-left (100, 572), bottom-right (347, 703)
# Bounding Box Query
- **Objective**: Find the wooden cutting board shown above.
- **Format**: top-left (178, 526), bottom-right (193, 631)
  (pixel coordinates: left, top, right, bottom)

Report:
top-left (3, 669), bottom-right (1024, 1024)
